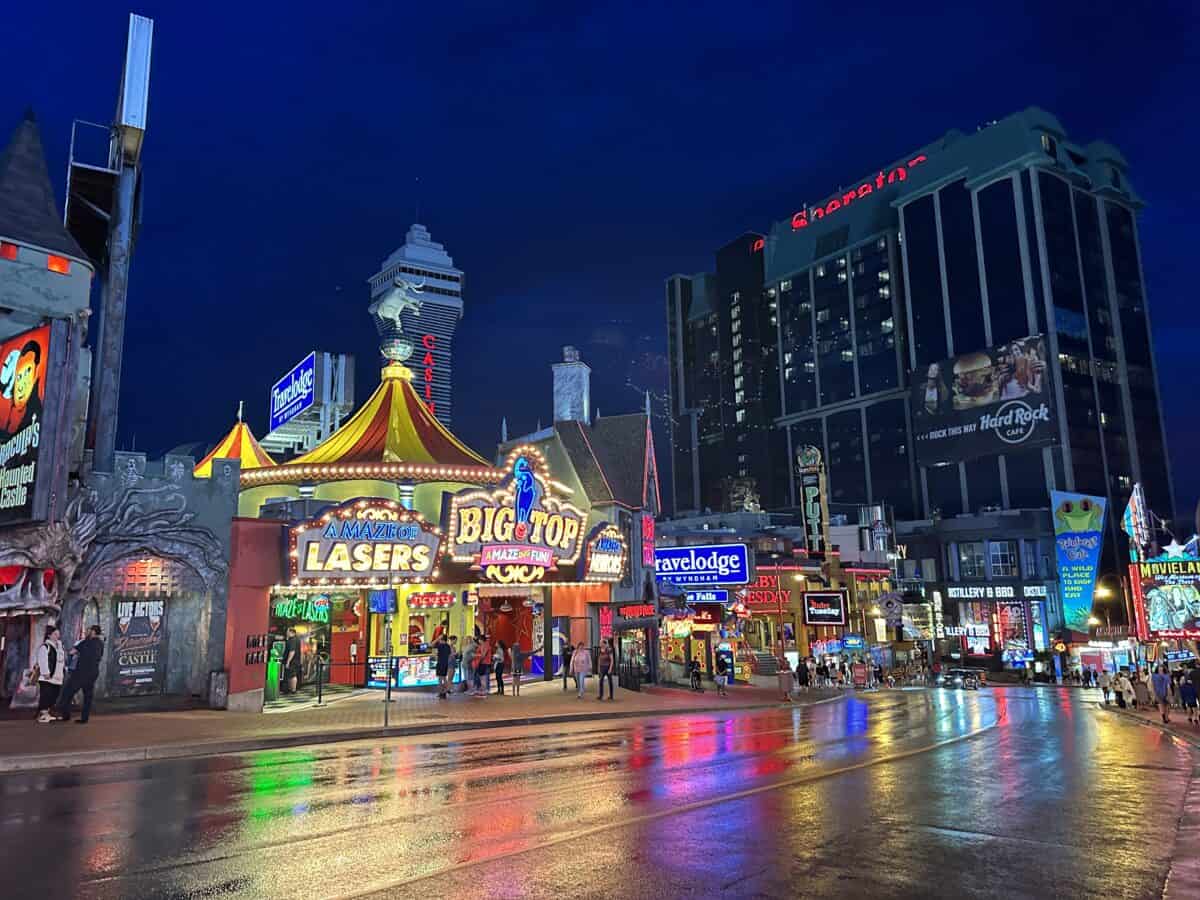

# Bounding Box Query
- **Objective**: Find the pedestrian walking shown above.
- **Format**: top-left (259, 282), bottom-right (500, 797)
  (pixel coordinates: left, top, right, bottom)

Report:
top-left (1152, 665), bottom-right (1173, 724)
top-left (1098, 669), bottom-right (1112, 705)
top-left (56, 625), bottom-right (104, 724)
top-left (434, 634), bottom-right (454, 699)
top-left (1180, 671), bottom-right (1199, 725)
top-left (562, 641), bottom-right (574, 691)
top-left (714, 652), bottom-right (729, 697)
top-left (570, 641), bottom-right (592, 698)
top-left (461, 636), bottom-right (477, 693)
top-left (474, 635), bottom-right (493, 697)
top-left (511, 643), bottom-right (526, 696)
top-left (795, 657), bottom-right (810, 692)
top-left (596, 638), bottom-right (616, 701)
top-left (493, 640), bottom-right (508, 695)
top-left (35, 625), bottom-right (65, 723)
top-left (283, 627), bottom-right (302, 694)
top-left (1135, 668), bottom-right (1152, 710)
top-left (1116, 671), bottom-right (1135, 709)
top-left (777, 655), bottom-right (794, 701)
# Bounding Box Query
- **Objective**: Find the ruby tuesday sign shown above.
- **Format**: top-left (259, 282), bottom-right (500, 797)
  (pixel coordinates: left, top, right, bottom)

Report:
top-left (655, 543), bottom-right (751, 587)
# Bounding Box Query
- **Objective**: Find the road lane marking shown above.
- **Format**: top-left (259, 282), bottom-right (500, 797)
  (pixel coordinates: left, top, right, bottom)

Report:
top-left (336, 701), bottom-right (1004, 899)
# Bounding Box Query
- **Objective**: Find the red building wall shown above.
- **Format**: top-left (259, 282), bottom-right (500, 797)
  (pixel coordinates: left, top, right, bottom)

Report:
top-left (224, 517), bottom-right (286, 708)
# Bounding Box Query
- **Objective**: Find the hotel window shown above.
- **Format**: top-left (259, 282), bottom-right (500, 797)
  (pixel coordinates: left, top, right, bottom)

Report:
top-left (877, 237), bottom-right (887, 251)
top-left (989, 541), bottom-right (1018, 578)
top-left (731, 305), bottom-right (741, 320)
top-left (816, 309), bottom-right (830, 323)
top-left (783, 352), bottom-right (793, 365)
top-left (766, 288), bottom-right (777, 298)
top-left (837, 257), bottom-right (846, 268)
top-left (732, 319), bottom-right (741, 334)
top-left (958, 542), bottom-right (987, 579)
top-left (878, 286), bottom-right (890, 299)
top-left (733, 348), bottom-right (742, 361)
top-left (816, 264), bottom-right (826, 278)
top-left (878, 270), bottom-right (890, 283)
top-left (732, 334), bottom-right (741, 347)
top-left (837, 270), bottom-right (848, 283)
top-left (738, 453), bottom-right (747, 463)
top-left (734, 375), bottom-right (744, 389)
top-left (881, 317), bottom-right (894, 334)
top-left (735, 390), bottom-right (745, 404)
top-left (784, 366), bottom-right (794, 380)
top-left (732, 291), bottom-right (741, 302)
top-left (736, 409), bottom-right (746, 424)
top-left (840, 349), bottom-right (854, 362)
top-left (781, 279), bottom-right (792, 292)
top-left (734, 361), bottom-right (743, 375)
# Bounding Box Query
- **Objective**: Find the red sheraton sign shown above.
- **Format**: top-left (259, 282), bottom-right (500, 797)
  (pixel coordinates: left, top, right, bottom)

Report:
top-left (753, 153), bottom-right (930, 251)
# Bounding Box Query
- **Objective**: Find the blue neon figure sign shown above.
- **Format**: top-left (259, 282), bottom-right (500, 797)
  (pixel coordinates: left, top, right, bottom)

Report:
top-left (655, 543), bottom-right (751, 586)
top-left (269, 351), bottom-right (317, 432)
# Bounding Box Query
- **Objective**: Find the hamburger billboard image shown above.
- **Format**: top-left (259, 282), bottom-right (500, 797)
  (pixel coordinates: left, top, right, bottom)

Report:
top-left (911, 335), bottom-right (1056, 465)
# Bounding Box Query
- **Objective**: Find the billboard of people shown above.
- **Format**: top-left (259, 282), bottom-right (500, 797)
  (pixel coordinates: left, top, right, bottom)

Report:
top-left (0, 323), bottom-right (55, 524)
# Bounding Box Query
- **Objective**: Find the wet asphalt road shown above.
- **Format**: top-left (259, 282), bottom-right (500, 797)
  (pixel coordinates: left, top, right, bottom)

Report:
top-left (1, 688), bottom-right (1195, 900)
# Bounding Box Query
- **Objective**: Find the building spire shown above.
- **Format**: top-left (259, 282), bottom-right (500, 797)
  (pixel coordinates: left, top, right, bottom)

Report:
top-left (237, 399), bottom-right (244, 422)
top-left (645, 390), bottom-right (651, 417)
top-left (501, 417), bottom-right (508, 442)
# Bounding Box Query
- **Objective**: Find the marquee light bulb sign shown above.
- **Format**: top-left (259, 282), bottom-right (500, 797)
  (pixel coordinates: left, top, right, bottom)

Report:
top-left (584, 523), bottom-right (629, 582)
top-left (289, 498), bottom-right (445, 586)
top-left (445, 447), bottom-right (586, 584)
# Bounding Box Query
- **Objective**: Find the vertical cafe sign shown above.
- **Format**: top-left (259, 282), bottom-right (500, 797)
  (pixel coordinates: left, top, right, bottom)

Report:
top-left (794, 445), bottom-right (830, 554)
top-left (111, 597), bottom-right (168, 696)
top-left (0, 321), bottom-right (69, 524)
top-left (1050, 492), bottom-right (1107, 633)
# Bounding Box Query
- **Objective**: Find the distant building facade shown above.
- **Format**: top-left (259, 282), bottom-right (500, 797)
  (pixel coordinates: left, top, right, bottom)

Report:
top-left (368, 224), bottom-right (463, 426)
top-left (667, 107), bottom-right (1173, 544)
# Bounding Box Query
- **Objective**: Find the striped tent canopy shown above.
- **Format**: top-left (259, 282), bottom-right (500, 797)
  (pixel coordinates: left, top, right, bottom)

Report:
top-left (290, 363), bottom-right (488, 468)
top-left (194, 404), bottom-right (276, 477)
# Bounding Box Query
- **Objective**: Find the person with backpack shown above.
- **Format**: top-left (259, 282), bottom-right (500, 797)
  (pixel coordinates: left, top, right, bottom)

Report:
top-left (35, 624), bottom-right (66, 723)
top-left (493, 640), bottom-right (508, 695)
top-left (511, 643), bottom-right (527, 696)
top-left (57, 625), bottom-right (104, 724)
top-left (434, 634), bottom-right (454, 699)
top-left (713, 652), bottom-right (729, 697)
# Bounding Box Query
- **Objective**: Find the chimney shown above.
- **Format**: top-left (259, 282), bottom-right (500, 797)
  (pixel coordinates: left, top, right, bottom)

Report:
top-left (552, 346), bottom-right (591, 425)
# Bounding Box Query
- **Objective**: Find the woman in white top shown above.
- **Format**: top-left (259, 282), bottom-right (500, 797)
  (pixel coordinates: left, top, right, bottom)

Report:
top-left (35, 624), bottom-right (66, 723)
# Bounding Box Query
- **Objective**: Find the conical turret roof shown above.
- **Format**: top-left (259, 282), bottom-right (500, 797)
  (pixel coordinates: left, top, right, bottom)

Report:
top-left (194, 405), bottom-right (277, 477)
top-left (0, 110), bottom-right (86, 260)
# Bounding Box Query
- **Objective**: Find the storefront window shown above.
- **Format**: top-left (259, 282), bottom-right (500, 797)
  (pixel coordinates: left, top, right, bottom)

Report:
top-left (958, 542), bottom-right (986, 579)
top-left (989, 541), bottom-right (1018, 578)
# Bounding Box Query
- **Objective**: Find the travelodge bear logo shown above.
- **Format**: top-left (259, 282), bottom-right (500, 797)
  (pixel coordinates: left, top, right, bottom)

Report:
top-left (445, 447), bottom-right (586, 584)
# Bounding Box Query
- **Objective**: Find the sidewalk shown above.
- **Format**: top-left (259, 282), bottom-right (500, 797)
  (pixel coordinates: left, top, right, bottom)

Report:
top-left (1097, 699), bottom-right (1200, 749)
top-left (0, 680), bottom-right (842, 773)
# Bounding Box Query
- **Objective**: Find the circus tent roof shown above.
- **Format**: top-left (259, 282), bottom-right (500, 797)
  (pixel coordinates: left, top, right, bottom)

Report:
top-left (240, 364), bottom-right (496, 489)
top-left (194, 405), bottom-right (276, 477)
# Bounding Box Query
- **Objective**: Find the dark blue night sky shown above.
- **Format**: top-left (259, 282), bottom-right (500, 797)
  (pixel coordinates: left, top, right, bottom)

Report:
top-left (9, 2), bottom-right (1199, 517)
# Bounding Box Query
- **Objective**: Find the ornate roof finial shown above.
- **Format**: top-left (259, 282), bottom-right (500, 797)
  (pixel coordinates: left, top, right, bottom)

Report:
top-left (237, 400), bottom-right (244, 422)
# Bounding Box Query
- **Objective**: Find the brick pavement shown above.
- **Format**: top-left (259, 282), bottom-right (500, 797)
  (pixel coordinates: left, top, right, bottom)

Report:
top-left (0, 679), bottom-right (841, 773)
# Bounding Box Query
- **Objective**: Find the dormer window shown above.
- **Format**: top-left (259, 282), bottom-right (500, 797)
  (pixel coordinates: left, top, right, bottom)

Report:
top-left (0, 242), bottom-right (16, 261)
top-left (47, 254), bottom-right (70, 275)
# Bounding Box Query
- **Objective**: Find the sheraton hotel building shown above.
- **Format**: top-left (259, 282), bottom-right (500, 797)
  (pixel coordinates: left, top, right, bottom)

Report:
top-left (667, 108), bottom-right (1172, 630)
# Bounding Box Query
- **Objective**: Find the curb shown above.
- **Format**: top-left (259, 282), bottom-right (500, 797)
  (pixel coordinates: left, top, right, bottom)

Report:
top-left (1095, 701), bottom-right (1200, 749)
top-left (0, 695), bottom-right (847, 774)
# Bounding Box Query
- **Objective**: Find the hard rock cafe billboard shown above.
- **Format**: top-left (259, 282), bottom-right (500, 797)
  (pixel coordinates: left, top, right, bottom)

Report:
top-left (444, 450), bottom-right (586, 584)
top-left (290, 498), bottom-right (445, 585)
top-left (911, 334), bottom-right (1056, 466)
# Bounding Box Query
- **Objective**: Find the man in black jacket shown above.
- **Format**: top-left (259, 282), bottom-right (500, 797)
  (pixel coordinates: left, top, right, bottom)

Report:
top-left (57, 625), bottom-right (105, 724)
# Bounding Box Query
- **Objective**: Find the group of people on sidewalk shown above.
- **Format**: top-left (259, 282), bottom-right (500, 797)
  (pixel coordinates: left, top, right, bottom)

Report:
top-left (30, 624), bottom-right (105, 724)
top-left (774, 656), bottom-right (886, 700)
top-left (1098, 663), bottom-right (1200, 725)
top-left (560, 639), bottom-right (618, 700)
top-left (431, 633), bottom-right (531, 699)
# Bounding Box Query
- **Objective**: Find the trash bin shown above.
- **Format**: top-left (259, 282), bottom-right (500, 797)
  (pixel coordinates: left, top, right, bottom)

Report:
top-left (264, 641), bottom-right (283, 702)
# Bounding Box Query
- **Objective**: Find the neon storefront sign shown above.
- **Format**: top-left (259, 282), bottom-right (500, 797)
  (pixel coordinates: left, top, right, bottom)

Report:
top-left (420, 334), bottom-right (437, 417)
